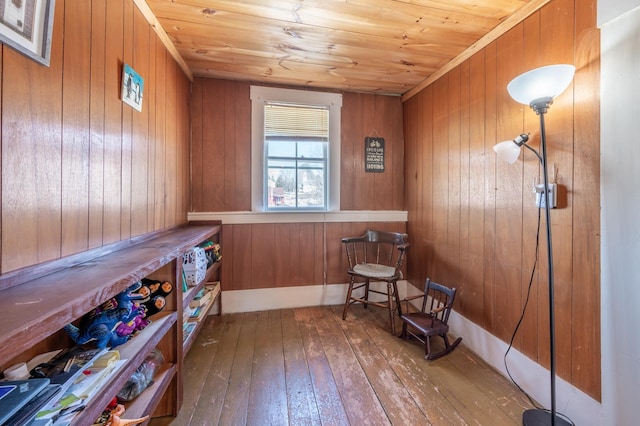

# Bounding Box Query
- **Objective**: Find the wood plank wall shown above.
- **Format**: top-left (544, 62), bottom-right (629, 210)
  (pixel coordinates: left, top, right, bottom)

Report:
top-left (190, 78), bottom-right (407, 291)
top-left (403, 0), bottom-right (601, 401)
top-left (0, 0), bottom-right (191, 274)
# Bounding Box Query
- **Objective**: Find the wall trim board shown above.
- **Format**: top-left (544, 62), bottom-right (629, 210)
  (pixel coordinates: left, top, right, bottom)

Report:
top-left (188, 210), bottom-right (408, 224)
top-left (219, 281), bottom-right (602, 425)
top-left (221, 280), bottom-right (409, 313)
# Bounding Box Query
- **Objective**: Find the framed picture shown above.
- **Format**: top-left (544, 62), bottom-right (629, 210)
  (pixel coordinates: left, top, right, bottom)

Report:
top-left (0, 0), bottom-right (55, 66)
top-left (121, 63), bottom-right (144, 112)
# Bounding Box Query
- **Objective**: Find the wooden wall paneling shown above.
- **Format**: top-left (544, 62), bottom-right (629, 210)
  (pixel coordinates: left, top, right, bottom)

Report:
top-left (421, 88), bottom-right (435, 281)
top-left (312, 223), bottom-right (325, 285)
top-left (372, 96), bottom-right (392, 210)
top-left (179, 70), bottom-right (191, 221)
top-left (121, 1), bottom-right (134, 240)
top-left (88, 0), bottom-right (107, 249)
top-left (447, 65), bottom-right (462, 296)
top-left (234, 82), bottom-right (252, 211)
top-left (571, 0), bottom-right (601, 400)
top-left (466, 52), bottom-right (487, 325)
top-left (482, 42), bottom-right (498, 332)
top-left (389, 95), bottom-right (405, 211)
top-left (431, 76), bottom-right (449, 282)
top-left (403, 94), bottom-right (419, 281)
top-left (300, 222), bottom-right (318, 285)
top-left (61, 0), bottom-right (91, 257)
top-left (201, 79), bottom-right (225, 211)
top-left (274, 223), bottom-right (294, 287)
top-left (494, 25), bottom-right (526, 345)
top-left (146, 35), bottom-right (157, 230)
top-left (190, 79), bottom-right (204, 211)
top-left (339, 92), bottom-right (362, 210)
top-left (538, 0), bottom-right (576, 379)
top-left (223, 82), bottom-right (237, 210)
top-left (1, 0), bottom-right (64, 272)
top-left (520, 12), bottom-right (543, 360)
top-left (458, 60), bottom-right (471, 314)
top-left (164, 60), bottom-right (178, 227)
top-left (233, 224), bottom-right (253, 290)
top-left (103, 0), bottom-right (124, 244)
top-left (153, 40), bottom-right (166, 229)
top-left (131, 7), bottom-right (151, 237)
top-left (61, 0), bottom-right (91, 256)
top-left (251, 223), bottom-right (276, 288)
top-left (324, 222), bottom-right (351, 285)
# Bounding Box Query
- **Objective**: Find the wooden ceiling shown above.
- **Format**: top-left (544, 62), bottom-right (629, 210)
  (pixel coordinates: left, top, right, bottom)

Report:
top-left (139, 0), bottom-right (549, 97)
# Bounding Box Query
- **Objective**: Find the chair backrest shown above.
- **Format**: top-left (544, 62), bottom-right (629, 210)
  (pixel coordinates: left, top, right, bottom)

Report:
top-left (422, 278), bottom-right (457, 325)
top-left (342, 230), bottom-right (409, 273)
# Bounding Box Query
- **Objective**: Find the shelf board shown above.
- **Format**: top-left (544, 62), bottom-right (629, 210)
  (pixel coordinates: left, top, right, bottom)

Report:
top-left (0, 225), bottom-right (219, 367)
top-left (125, 363), bottom-right (177, 418)
top-left (70, 312), bottom-right (177, 425)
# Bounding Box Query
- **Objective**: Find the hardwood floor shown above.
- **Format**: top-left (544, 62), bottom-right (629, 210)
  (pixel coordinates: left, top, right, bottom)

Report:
top-left (170, 305), bottom-right (533, 425)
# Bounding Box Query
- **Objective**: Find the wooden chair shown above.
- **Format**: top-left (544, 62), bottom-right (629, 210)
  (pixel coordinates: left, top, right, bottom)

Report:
top-left (341, 230), bottom-right (409, 335)
top-left (400, 278), bottom-right (462, 360)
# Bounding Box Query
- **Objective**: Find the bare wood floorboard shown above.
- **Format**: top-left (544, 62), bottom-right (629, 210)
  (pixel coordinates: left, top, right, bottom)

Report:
top-left (167, 305), bottom-right (533, 425)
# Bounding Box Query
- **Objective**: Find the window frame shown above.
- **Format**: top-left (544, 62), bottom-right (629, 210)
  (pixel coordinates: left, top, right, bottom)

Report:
top-left (251, 86), bottom-right (342, 212)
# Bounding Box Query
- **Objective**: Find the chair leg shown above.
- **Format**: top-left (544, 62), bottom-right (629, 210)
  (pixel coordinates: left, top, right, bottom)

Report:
top-left (425, 334), bottom-right (463, 361)
top-left (342, 277), bottom-right (356, 320)
top-left (363, 279), bottom-right (370, 308)
top-left (386, 282), bottom-right (395, 335)
top-left (424, 336), bottom-right (432, 360)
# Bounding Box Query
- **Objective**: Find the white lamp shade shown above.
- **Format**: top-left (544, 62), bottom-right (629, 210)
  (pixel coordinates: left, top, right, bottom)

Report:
top-left (507, 64), bottom-right (575, 105)
top-left (493, 140), bottom-right (522, 164)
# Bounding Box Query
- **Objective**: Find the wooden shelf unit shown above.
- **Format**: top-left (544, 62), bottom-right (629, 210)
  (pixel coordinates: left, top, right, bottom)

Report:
top-left (0, 222), bottom-right (222, 424)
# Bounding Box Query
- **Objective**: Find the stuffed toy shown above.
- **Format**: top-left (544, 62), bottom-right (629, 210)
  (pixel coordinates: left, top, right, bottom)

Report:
top-left (141, 295), bottom-right (166, 318)
top-left (130, 278), bottom-right (173, 304)
top-left (114, 303), bottom-right (150, 339)
top-left (129, 278), bottom-right (172, 318)
top-left (64, 284), bottom-right (139, 349)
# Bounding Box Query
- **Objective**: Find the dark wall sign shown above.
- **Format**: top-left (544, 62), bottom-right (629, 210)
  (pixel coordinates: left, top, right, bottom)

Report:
top-left (365, 137), bottom-right (385, 172)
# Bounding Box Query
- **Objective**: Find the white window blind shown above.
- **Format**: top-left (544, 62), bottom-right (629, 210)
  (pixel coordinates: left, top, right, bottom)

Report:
top-left (265, 103), bottom-right (329, 141)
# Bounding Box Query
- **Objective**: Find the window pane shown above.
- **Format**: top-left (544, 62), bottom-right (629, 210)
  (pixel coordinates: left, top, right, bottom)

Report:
top-left (297, 141), bottom-right (325, 159)
top-left (267, 140), bottom-right (296, 158)
top-left (297, 168), bottom-right (325, 208)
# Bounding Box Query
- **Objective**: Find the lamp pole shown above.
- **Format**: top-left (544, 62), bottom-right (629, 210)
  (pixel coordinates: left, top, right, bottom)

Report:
top-left (497, 63), bottom-right (575, 426)
top-left (522, 98), bottom-right (568, 426)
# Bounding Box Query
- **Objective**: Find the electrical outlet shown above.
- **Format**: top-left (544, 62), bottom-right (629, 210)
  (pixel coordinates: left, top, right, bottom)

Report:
top-left (535, 183), bottom-right (557, 208)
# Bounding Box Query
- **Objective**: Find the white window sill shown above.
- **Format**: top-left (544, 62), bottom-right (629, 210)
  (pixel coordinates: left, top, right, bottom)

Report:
top-left (187, 210), bottom-right (407, 224)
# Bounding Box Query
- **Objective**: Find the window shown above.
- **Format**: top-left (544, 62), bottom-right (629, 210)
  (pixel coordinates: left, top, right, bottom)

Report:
top-left (251, 86), bottom-right (342, 212)
top-left (265, 103), bottom-right (328, 210)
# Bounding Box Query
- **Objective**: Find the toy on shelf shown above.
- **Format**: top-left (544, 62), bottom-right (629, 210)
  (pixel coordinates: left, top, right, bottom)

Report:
top-left (63, 279), bottom-right (172, 350)
top-left (63, 283), bottom-right (140, 349)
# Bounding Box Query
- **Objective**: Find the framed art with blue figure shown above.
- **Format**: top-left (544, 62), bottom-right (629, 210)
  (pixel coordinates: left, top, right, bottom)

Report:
top-left (121, 63), bottom-right (144, 112)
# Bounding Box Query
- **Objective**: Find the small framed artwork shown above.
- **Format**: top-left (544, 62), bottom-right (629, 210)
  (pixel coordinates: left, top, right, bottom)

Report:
top-left (0, 0), bottom-right (56, 66)
top-left (121, 63), bottom-right (144, 112)
top-left (365, 136), bottom-right (385, 172)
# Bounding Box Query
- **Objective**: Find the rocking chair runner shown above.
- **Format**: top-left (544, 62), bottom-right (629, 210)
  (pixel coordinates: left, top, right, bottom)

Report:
top-left (341, 230), bottom-right (409, 335)
top-left (400, 278), bottom-right (462, 360)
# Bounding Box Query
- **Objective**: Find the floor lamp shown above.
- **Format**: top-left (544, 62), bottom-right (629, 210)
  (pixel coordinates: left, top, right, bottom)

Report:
top-left (493, 64), bottom-right (575, 426)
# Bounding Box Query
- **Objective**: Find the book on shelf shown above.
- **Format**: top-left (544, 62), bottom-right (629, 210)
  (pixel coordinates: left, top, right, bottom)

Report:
top-left (28, 348), bottom-right (125, 425)
top-left (183, 322), bottom-right (196, 343)
top-left (189, 287), bottom-right (213, 309)
top-left (189, 281), bottom-right (220, 308)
